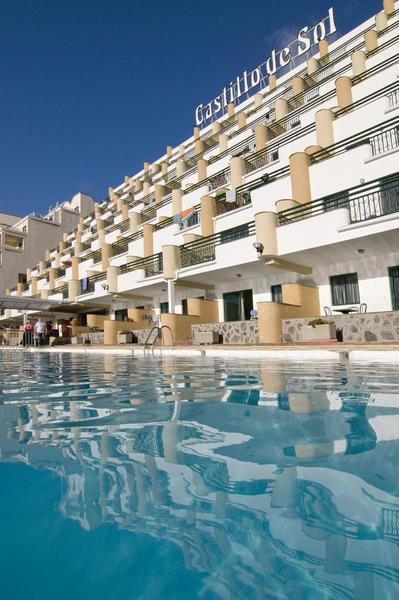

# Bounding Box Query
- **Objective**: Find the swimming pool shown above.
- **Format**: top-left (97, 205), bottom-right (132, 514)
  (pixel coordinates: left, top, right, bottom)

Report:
top-left (0, 350), bottom-right (398, 599)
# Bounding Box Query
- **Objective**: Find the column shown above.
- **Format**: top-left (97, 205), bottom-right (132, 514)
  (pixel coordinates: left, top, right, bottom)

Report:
top-left (200, 196), bottom-right (216, 237)
top-left (375, 12), bottom-right (388, 31)
top-left (129, 211), bottom-right (139, 233)
top-left (167, 279), bottom-right (175, 314)
top-left (253, 93), bottom-right (263, 108)
top-left (106, 266), bottom-right (119, 293)
top-left (101, 243), bottom-right (112, 271)
top-left (269, 74), bottom-right (277, 90)
top-left (162, 245), bottom-right (180, 279)
top-left (383, 0), bottom-right (395, 16)
top-left (172, 189), bottom-right (182, 216)
top-left (289, 152), bottom-right (312, 204)
top-left (155, 184), bottom-right (165, 205)
top-left (237, 112), bottom-right (247, 128)
top-left (71, 256), bottom-right (80, 280)
top-left (48, 267), bottom-right (57, 291)
top-left (315, 109), bottom-right (335, 148)
top-left (335, 76), bottom-right (353, 109)
top-left (319, 39), bottom-right (329, 60)
top-left (275, 98), bottom-right (289, 121)
top-left (351, 50), bottom-right (366, 77)
top-left (365, 30), bottom-right (378, 52)
top-left (292, 76), bottom-right (306, 97)
top-left (176, 158), bottom-right (186, 178)
top-left (197, 159), bottom-right (208, 181)
top-left (254, 212), bottom-right (278, 256)
top-left (255, 124), bottom-right (272, 151)
top-left (218, 133), bottom-right (228, 152)
top-left (143, 223), bottom-right (154, 257)
top-left (307, 57), bottom-right (319, 76)
top-left (229, 156), bottom-right (244, 188)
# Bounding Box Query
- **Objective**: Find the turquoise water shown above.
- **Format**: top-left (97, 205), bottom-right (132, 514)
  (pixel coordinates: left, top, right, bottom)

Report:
top-left (0, 351), bottom-right (399, 599)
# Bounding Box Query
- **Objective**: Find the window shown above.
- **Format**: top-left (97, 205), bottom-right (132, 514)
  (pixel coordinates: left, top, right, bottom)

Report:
top-left (115, 309), bottom-right (128, 322)
top-left (160, 302), bottom-right (169, 314)
top-left (182, 299), bottom-right (188, 315)
top-left (389, 266), bottom-right (399, 310)
top-left (223, 289), bottom-right (253, 321)
top-left (271, 284), bottom-right (282, 303)
top-left (330, 273), bottom-right (360, 305)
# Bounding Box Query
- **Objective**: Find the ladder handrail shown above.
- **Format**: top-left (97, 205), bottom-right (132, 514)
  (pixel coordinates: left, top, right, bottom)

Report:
top-left (143, 325), bottom-right (175, 352)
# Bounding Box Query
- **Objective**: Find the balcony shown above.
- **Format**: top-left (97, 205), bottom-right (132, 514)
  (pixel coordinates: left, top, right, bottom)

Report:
top-left (207, 169), bottom-right (231, 192)
top-left (80, 271), bottom-right (106, 295)
top-left (144, 253), bottom-right (163, 278)
top-left (278, 173), bottom-right (399, 226)
top-left (51, 284), bottom-right (68, 299)
top-left (244, 147), bottom-right (279, 175)
top-left (370, 125), bottom-right (399, 157)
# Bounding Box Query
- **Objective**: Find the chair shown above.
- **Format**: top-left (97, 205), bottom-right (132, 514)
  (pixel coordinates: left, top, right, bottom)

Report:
top-left (324, 306), bottom-right (332, 315)
top-left (359, 303), bottom-right (367, 313)
top-left (349, 306), bottom-right (359, 313)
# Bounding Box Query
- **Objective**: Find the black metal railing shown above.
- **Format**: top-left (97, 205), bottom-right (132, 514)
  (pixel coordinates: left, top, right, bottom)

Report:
top-left (207, 168), bottom-right (231, 192)
top-left (144, 253), bottom-right (163, 278)
top-left (51, 285), bottom-right (68, 299)
top-left (57, 267), bottom-right (66, 278)
top-left (180, 221), bottom-right (255, 268)
top-left (215, 179), bottom-right (264, 216)
top-left (244, 148), bottom-right (279, 174)
top-left (105, 218), bottom-right (130, 234)
top-left (80, 271), bottom-right (107, 295)
top-left (278, 172), bottom-right (399, 225)
top-left (370, 125), bottom-right (399, 156)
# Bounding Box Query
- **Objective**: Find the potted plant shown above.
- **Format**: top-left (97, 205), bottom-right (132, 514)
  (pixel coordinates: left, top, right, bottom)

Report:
top-left (301, 318), bottom-right (337, 342)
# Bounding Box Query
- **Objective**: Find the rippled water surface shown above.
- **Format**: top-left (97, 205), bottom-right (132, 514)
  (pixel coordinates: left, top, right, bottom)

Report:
top-left (1, 349), bottom-right (399, 600)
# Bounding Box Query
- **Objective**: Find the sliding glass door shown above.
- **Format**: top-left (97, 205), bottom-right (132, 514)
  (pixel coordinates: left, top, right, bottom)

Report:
top-left (389, 266), bottom-right (399, 310)
top-left (223, 289), bottom-right (253, 321)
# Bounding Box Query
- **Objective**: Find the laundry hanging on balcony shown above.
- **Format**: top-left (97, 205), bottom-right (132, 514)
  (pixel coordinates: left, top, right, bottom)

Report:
top-left (225, 188), bottom-right (236, 203)
top-left (173, 206), bottom-right (196, 224)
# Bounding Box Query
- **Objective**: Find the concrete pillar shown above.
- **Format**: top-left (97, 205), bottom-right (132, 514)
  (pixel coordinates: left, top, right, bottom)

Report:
top-left (315, 109), bottom-right (335, 148)
top-left (269, 74), bottom-right (277, 90)
top-left (129, 211), bottom-right (139, 233)
top-left (166, 146), bottom-right (173, 158)
top-left (162, 245), bottom-right (181, 279)
top-left (167, 279), bottom-right (176, 314)
top-left (68, 280), bottom-right (80, 301)
top-left (319, 39), bottom-right (329, 60)
top-left (53, 252), bottom-right (61, 268)
top-left (219, 134), bottom-right (228, 152)
top-left (289, 153), bottom-right (312, 204)
top-left (121, 202), bottom-right (129, 221)
top-left (197, 159), bottom-right (208, 181)
top-left (48, 268), bottom-right (57, 290)
top-left (17, 283), bottom-right (24, 296)
top-left (255, 124), bottom-right (271, 151)
top-left (200, 196), bottom-right (216, 237)
top-left (63, 232), bottom-right (68, 242)
top-left (143, 224), bottom-right (154, 257)
top-left (39, 260), bottom-right (45, 274)
top-left (155, 184), bottom-right (165, 205)
top-left (254, 93), bottom-right (263, 108)
top-left (31, 277), bottom-right (38, 296)
top-left (71, 256), bottom-right (80, 280)
top-left (212, 122), bottom-right (222, 135)
top-left (94, 203), bottom-right (101, 218)
top-left (193, 127), bottom-right (200, 140)
top-left (195, 139), bottom-right (204, 154)
top-left (172, 189), bottom-right (182, 216)
top-left (143, 161), bottom-right (150, 174)
top-left (74, 240), bottom-right (82, 255)
top-left (58, 240), bottom-right (65, 253)
top-left (134, 179), bottom-right (143, 193)
top-left (275, 98), bottom-right (289, 121)
top-left (227, 102), bottom-right (235, 117)
top-left (375, 11), bottom-right (388, 31)
top-left (96, 218), bottom-right (104, 233)
top-left (176, 159), bottom-right (186, 178)
top-left (351, 50), bottom-right (366, 77)
top-left (26, 268), bottom-right (32, 282)
top-left (254, 212), bottom-right (278, 256)
top-left (383, 0), bottom-right (395, 16)
top-left (106, 266), bottom-right (119, 293)
top-left (292, 76), bottom-right (306, 96)
top-left (307, 57), bottom-right (319, 76)
top-left (237, 112), bottom-right (247, 128)
top-left (101, 243), bottom-right (112, 271)
top-left (335, 76), bottom-right (353, 109)
top-left (365, 30), bottom-right (378, 53)
top-left (161, 162), bottom-right (169, 178)
top-left (143, 180), bottom-right (150, 198)
top-left (229, 156), bottom-right (244, 188)
top-left (45, 248), bottom-right (51, 261)
top-left (40, 289), bottom-right (49, 300)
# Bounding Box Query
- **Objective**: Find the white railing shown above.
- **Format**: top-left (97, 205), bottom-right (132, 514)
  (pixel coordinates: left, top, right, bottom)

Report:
top-left (304, 87), bottom-right (320, 103)
top-left (388, 89), bottom-right (399, 110)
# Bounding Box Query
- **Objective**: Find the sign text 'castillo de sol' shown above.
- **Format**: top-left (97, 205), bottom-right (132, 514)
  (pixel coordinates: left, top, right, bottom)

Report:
top-left (195, 7), bottom-right (337, 127)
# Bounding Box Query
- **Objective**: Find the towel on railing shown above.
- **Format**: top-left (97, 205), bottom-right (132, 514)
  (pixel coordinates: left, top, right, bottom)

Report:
top-left (173, 207), bottom-right (195, 224)
top-left (225, 189), bottom-right (236, 204)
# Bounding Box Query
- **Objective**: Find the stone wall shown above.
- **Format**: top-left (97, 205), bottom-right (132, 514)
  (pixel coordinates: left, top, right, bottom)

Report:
top-left (283, 311), bottom-right (399, 343)
top-left (192, 321), bottom-right (259, 344)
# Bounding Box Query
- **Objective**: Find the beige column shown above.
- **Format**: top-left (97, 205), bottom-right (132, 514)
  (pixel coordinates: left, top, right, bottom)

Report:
top-left (253, 93), bottom-right (263, 108)
top-left (166, 145), bottom-right (173, 158)
top-left (227, 102), bottom-right (235, 117)
top-left (195, 139), bottom-right (204, 154)
top-left (143, 180), bottom-right (150, 197)
top-left (143, 224), bottom-right (154, 257)
top-left (292, 76), bottom-right (306, 96)
top-left (26, 267), bottom-right (32, 282)
top-left (106, 266), bottom-right (119, 293)
top-left (48, 268), bottom-right (57, 290)
top-left (315, 109), bottom-right (335, 147)
top-left (71, 256), bottom-right (80, 280)
top-left (63, 232), bottom-right (68, 242)
top-left (39, 260), bottom-right (46, 274)
top-left (200, 196), bottom-right (216, 237)
top-left (351, 50), bottom-right (366, 77)
top-left (335, 76), bottom-right (353, 109)
top-left (197, 159), bottom-right (208, 181)
top-left (254, 212), bottom-right (278, 256)
top-left (31, 277), bottom-right (38, 296)
top-left (193, 127), bottom-right (200, 140)
top-left (255, 124), bottom-right (271, 151)
top-left (162, 245), bottom-right (181, 279)
top-left (237, 112), bottom-right (247, 128)
top-left (375, 11), bottom-right (388, 31)
top-left (383, 0), bottom-right (395, 16)
top-left (365, 30), bottom-right (378, 53)
top-left (230, 156), bottom-right (244, 188)
top-left (143, 161), bottom-right (150, 174)
top-left (307, 57), bottom-right (319, 76)
top-left (45, 248), bottom-right (51, 261)
top-left (74, 239), bottom-right (82, 255)
top-left (275, 98), bottom-right (289, 121)
top-left (101, 243), bottom-right (112, 271)
top-left (289, 152), bottom-right (312, 204)
top-left (134, 179), bottom-right (143, 193)
top-left (161, 162), bottom-right (169, 178)
top-left (129, 211), bottom-right (139, 233)
top-left (269, 74), bottom-right (277, 90)
top-left (155, 184), bottom-right (165, 205)
top-left (116, 196), bottom-right (123, 212)
top-left (212, 122), bottom-right (222, 135)
top-left (121, 202), bottom-right (129, 221)
top-left (17, 283), bottom-right (24, 296)
top-left (40, 289), bottom-right (49, 300)
top-left (319, 39), bottom-right (329, 60)
top-left (176, 158), bottom-right (186, 178)
top-left (183, 233), bottom-right (203, 244)
top-left (219, 133), bottom-right (228, 152)
top-left (172, 189), bottom-right (182, 215)
top-left (58, 240), bottom-right (65, 253)
top-left (53, 251), bottom-right (61, 268)
top-left (94, 203), bottom-right (101, 218)
top-left (68, 280), bottom-right (80, 301)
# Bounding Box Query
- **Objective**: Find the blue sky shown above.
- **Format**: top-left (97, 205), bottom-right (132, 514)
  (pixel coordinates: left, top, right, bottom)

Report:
top-left (0, 0), bottom-right (382, 216)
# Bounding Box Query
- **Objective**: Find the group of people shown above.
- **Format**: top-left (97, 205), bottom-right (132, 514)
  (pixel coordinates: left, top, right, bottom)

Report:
top-left (21, 318), bottom-right (48, 346)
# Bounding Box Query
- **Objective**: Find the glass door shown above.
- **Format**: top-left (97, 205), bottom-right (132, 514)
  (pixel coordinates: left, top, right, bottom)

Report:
top-left (223, 290), bottom-right (253, 321)
top-left (389, 266), bottom-right (399, 310)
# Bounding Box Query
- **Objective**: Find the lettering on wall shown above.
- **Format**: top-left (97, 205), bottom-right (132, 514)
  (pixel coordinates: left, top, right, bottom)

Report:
top-left (195, 7), bottom-right (337, 127)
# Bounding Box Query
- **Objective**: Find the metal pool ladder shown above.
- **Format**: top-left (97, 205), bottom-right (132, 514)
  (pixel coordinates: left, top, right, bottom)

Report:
top-left (144, 326), bottom-right (174, 353)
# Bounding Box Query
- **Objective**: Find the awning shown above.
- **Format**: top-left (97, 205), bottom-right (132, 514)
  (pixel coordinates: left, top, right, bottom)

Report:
top-left (0, 295), bottom-right (103, 314)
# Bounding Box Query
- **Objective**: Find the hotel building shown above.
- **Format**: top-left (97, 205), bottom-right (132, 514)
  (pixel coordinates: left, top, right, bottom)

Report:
top-left (3, 0), bottom-right (399, 344)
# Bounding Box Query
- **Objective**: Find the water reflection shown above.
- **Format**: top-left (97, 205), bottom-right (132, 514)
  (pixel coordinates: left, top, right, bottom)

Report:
top-left (1, 351), bottom-right (399, 598)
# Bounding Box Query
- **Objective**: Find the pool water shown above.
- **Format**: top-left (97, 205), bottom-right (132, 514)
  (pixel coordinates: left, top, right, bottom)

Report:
top-left (0, 350), bottom-right (399, 599)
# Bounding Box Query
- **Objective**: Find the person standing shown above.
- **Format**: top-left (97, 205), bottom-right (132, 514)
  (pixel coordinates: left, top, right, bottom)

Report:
top-left (34, 318), bottom-right (46, 346)
top-left (22, 320), bottom-right (34, 346)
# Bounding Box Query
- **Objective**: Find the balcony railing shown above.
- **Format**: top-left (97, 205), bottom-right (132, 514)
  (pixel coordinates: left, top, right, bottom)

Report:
top-left (179, 209), bottom-right (200, 231)
top-left (51, 284), bottom-right (68, 299)
top-left (144, 253), bottom-right (163, 278)
top-left (207, 169), bottom-right (231, 192)
top-left (180, 221), bottom-right (255, 268)
top-left (57, 267), bottom-right (66, 278)
top-left (278, 173), bottom-right (399, 226)
top-left (244, 147), bottom-right (279, 174)
top-left (80, 271), bottom-right (107, 295)
top-left (388, 89), bottom-right (399, 110)
top-left (370, 125), bottom-right (399, 156)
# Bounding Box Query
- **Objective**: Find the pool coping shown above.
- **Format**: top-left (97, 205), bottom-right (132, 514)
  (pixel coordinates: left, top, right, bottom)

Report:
top-left (2, 344), bottom-right (399, 361)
